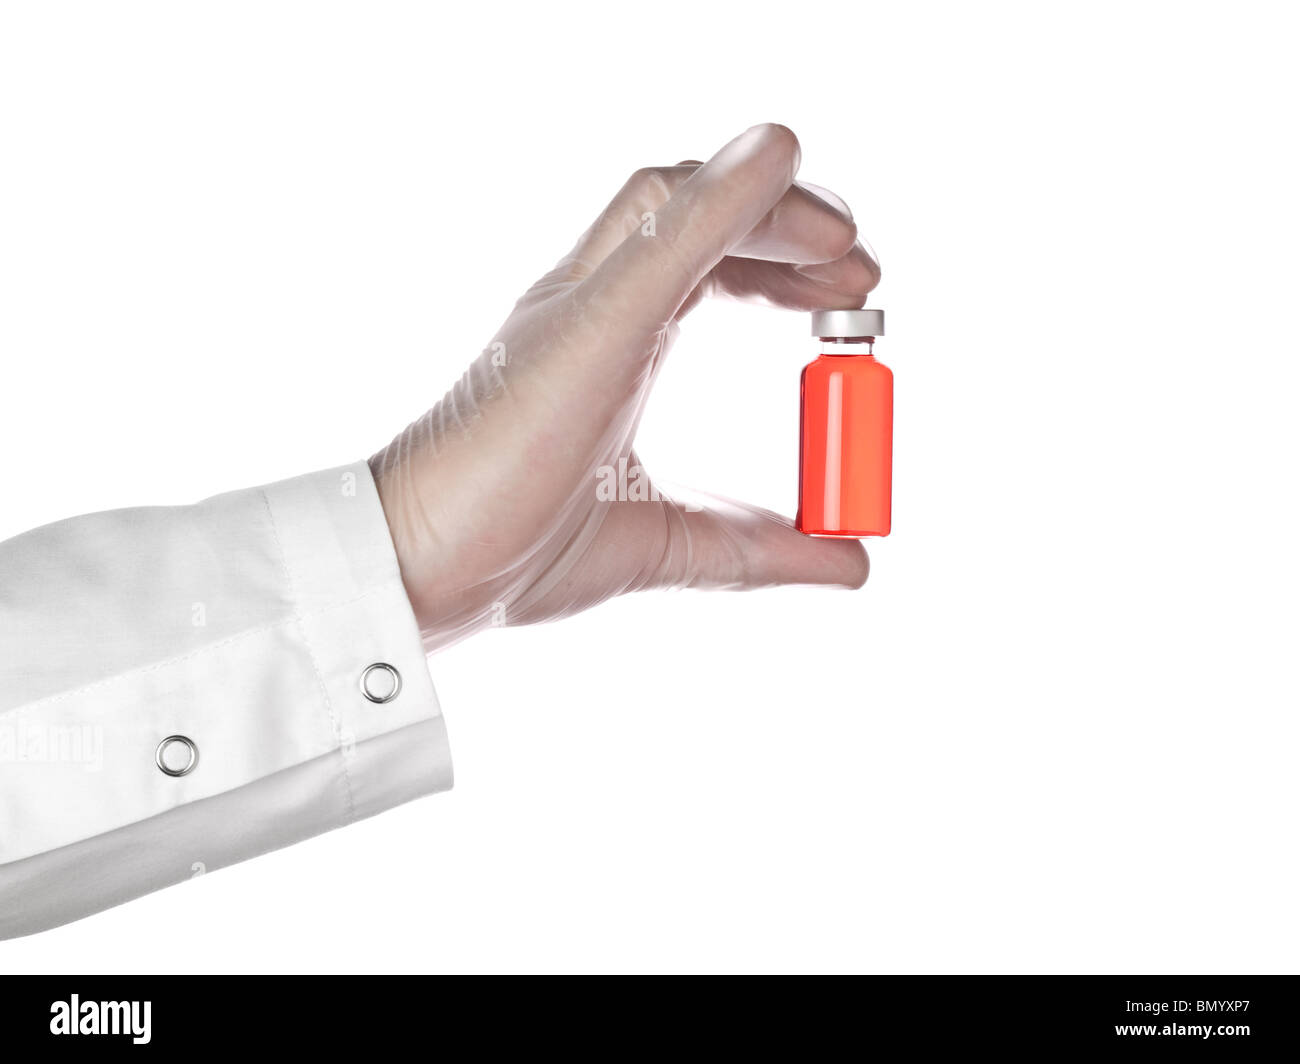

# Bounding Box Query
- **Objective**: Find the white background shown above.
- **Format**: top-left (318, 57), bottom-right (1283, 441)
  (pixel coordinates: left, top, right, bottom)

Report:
top-left (2, 1), bottom-right (1298, 973)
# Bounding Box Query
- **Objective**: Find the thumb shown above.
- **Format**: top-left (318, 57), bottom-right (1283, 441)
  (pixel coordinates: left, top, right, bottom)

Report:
top-left (647, 491), bottom-right (869, 592)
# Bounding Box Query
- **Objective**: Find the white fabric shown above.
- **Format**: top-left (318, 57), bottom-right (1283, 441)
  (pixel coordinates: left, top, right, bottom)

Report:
top-left (0, 462), bottom-right (452, 938)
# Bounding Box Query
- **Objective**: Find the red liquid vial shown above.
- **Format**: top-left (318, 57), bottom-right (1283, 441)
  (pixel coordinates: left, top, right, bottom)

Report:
top-left (796, 308), bottom-right (892, 537)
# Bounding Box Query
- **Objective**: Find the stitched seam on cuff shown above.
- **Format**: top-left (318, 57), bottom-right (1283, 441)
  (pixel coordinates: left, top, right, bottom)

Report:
top-left (260, 490), bottom-right (358, 825)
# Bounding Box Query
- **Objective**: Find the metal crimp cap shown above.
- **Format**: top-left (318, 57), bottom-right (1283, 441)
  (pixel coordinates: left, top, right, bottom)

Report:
top-left (811, 308), bottom-right (885, 338)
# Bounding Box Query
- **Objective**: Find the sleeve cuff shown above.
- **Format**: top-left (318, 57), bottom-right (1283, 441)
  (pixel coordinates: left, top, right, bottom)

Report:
top-left (0, 461), bottom-right (451, 937)
top-left (259, 461), bottom-right (454, 820)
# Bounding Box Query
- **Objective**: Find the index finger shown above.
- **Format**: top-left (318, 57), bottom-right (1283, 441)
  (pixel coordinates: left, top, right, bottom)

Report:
top-left (580, 124), bottom-right (802, 330)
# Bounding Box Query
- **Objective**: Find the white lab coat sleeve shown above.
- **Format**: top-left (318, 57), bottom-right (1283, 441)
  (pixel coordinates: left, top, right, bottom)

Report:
top-left (0, 461), bottom-right (453, 939)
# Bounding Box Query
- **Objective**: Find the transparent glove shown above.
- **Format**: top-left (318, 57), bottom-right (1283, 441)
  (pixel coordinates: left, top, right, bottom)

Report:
top-left (370, 124), bottom-right (881, 651)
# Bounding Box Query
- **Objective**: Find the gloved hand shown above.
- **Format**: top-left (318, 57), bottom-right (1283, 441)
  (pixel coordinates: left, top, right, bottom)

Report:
top-left (370, 124), bottom-right (880, 650)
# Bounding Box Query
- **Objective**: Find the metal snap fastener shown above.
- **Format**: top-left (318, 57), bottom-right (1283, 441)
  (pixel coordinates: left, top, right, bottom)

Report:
top-left (155, 735), bottom-right (199, 777)
top-left (360, 662), bottom-right (402, 704)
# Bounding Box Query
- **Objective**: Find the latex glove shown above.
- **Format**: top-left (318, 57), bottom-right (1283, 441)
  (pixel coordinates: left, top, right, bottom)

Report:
top-left (371, 124), bottom-right (880, 651)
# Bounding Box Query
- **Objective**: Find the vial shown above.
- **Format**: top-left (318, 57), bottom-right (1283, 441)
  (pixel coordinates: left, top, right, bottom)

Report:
top-left (796, 308), bottom-right (893, 537)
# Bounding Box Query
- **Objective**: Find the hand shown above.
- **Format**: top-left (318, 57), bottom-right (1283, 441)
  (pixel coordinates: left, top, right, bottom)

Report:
top-left (370, 124), bottom-right (880, 650)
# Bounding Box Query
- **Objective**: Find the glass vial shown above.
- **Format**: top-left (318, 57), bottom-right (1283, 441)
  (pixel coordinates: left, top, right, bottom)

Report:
top-left (796, 308), bottom-right (892, 537)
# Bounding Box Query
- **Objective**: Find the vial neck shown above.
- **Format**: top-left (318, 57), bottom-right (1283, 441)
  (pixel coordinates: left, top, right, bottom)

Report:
top-left (819, 337), bottom-right (875, 356)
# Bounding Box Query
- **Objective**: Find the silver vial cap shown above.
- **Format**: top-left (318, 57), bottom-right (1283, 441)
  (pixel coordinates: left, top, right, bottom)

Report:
top-left (811, 308), bottom-right (884, 338)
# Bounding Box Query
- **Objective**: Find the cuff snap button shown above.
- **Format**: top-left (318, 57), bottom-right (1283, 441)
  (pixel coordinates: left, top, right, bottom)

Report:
top-left (360, 662), bottom-right (402, 704)
top-left (155, 735), bottom-right (199, 777)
